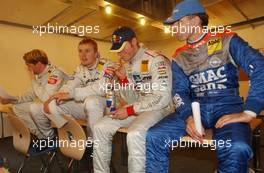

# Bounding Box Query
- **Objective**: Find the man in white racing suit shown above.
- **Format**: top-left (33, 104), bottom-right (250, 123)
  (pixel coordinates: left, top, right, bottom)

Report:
top-left (0, 49), bottom-right (68, 139)
top-left (93, 26), bottom-right (173, 173)
top-left (43, 38), bottom-right (114, 138)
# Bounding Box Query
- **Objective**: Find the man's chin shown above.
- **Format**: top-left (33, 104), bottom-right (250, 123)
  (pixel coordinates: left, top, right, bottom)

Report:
top-left (176, 36), bottom-right (187, 42)
top-left (81, 62), bottom-right (90, 66)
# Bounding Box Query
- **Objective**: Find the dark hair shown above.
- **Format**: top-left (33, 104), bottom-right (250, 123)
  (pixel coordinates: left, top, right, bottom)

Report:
top-left (79, 38), bottom-right (98, 52)
top-left (23, 49), bottom-right (48, 65)
top-left (195, 13), bottom-right (209, 26)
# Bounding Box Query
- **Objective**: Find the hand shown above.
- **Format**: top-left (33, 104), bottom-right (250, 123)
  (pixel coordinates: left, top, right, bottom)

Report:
top-left (27, 68), bottom-right (35, 80)
top-left (111, 107), bottom-right (129, 120)
top-left (51, 92), bottom-right (71, 104)
top-left (0, 96), bottom-right (16, 105)
top-left (43, 97), bottom-right (54, 114)
top-left (43, 92), bottom-right (70, 114)
top-left (215, 112), bottom-right (254, 128)
top-left (186, 116), bottom-right (204, 143)
top-left (112, 62), bottom-right (126, 80)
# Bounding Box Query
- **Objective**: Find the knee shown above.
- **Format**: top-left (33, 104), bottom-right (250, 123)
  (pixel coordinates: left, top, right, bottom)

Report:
top-left (47, 101), bottom-right (60, 115)
top-left (93, 121), bottom-right (108, 136)
top-left (146, 125), bottom-right (163, 143)
top-left (84, 96), bottom-right (100, 110)
top-left (29, 103), bottom-right (42, 115)
top-left (12, 104), bottom-right (24, 116)
top-left (231, 141), bottom-right (252, 159)
top-left (127, 130), bottom-right (143, 142)
top-left (219, 141), bottom-right (253, 160)
top-left (12, 104), bottom-right (19, 113)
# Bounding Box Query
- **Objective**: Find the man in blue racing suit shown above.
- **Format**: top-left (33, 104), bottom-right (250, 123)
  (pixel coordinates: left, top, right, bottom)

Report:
top-left (145, 0), bottom-right (264, 173)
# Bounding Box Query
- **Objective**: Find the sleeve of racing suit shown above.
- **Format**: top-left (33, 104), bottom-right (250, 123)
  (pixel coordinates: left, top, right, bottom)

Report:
top-left (35, 70), bottom-right (67, 102)
top-left (132, 56), bottom-right (172, 113)
top-left (229, 34), bottom-right (264, 116)
top-left (15, 87), bottom-right (37, 104)
top-left (171, 60), bottom-right (192, 121)
top-left (59, 72), bottom-right (82, 98)
top-left (73, 77), bottom-right (107, 101)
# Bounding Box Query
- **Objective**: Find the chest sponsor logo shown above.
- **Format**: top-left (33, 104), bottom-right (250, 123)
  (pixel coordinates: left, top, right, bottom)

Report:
top-left (189, 66), bottom-right (227, 93)
top-left (85, 77), bottom-right (99, 84)
top-left (132, 74), bottom-right (142, 84)
top-left (142, 75), bottom-right (152, 81)
top-left (207, 37), bottom-right (222, 56)
top-left (209, 55), bottom-right (222, 68)
top-left (47, 75), bottom-right (58, 85)
top-left (141, 60), bottom-right (149, 73)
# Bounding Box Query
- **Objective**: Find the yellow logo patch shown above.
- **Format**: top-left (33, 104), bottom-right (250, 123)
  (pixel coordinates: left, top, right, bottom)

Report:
top-left (207, 38), bottom-right (222, 56)
top-left (96, 62), bottom-right (104, 72)
top-left (141, 60), bottom-right (149, 73)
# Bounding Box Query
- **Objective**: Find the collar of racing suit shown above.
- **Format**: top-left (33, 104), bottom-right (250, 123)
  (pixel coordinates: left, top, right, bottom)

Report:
top-left (187, 32), bottom-right (207, 45)
top-left (130, 44), bottom-right (145, 65)
top-left (36, 63), bottom-right (52, 79)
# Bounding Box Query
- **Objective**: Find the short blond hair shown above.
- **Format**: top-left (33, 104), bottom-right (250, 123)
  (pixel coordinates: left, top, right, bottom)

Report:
top-left (79, 38), bottom-right (98, 52)
top-left (23, 49), bottom-right (48, 65)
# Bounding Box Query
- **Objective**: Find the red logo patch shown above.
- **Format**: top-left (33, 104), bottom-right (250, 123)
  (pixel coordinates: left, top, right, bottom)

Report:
top-left (48, 76), bottom-right (58, 84)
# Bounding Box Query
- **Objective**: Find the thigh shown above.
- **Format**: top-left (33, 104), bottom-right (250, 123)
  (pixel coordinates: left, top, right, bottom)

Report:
top-left (29, 103), bottom-right (49, 121)
top-left (148, 112), bottom-right (187, 140)
top-left (128, 109), bottom-right (170, 133)
top-left (58, 101), bottom-right (86, 119)
top-left (12, 102), bottom-right (32, 117)
top-left (94, 115), bottom-right (136, 135)
top-left (213, 122), bottom-right (251, 144)
top-left (13, 102), bottom-right (32, 112)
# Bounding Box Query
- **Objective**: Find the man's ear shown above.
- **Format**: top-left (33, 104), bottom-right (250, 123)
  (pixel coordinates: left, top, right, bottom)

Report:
top-left (193, 15), bottom-right (202, 27)
top-left (95, 51), bottom-right (99, 58)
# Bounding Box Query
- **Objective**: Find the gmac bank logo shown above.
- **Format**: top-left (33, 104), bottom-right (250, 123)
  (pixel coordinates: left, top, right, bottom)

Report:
top-left (189, 66), bottom-right (227, 93)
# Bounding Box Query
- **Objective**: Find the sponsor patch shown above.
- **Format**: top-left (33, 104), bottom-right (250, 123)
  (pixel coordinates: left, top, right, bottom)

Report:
top-left (96, 61), bottom-right (105, 72)
top-left (132, 74), bottom-right (142, 84)
top-left (209, 55), bottom-right (222, 68)
top-left (173, 94), bottom-right (184, 108)
top-left (155, 61), bottom-right (166, 68)
top-left (86, 77), bottom-right (99, 84)
top-left (158, 75), bottom-right (168, 79)
top-left (141, 60), bottom-right (149, 73)
top-left (142, 75), bottom-right (152, 81)
top-left (158, 68), bottom-right (167, 75)
top-left (207, 37), bottom-right (222, 55)
top-left (48, 75), bottom-right (58, 84)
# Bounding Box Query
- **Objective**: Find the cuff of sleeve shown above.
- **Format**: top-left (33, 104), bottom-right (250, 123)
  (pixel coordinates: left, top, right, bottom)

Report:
top-left (244, 99), bottom-right (263, 116)
top-left (244, 110), bottom-right (257, 117)
top-left (126, 105), bottom-right (135, 116)
top-left (119, 77), bottom-right (129, 87)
